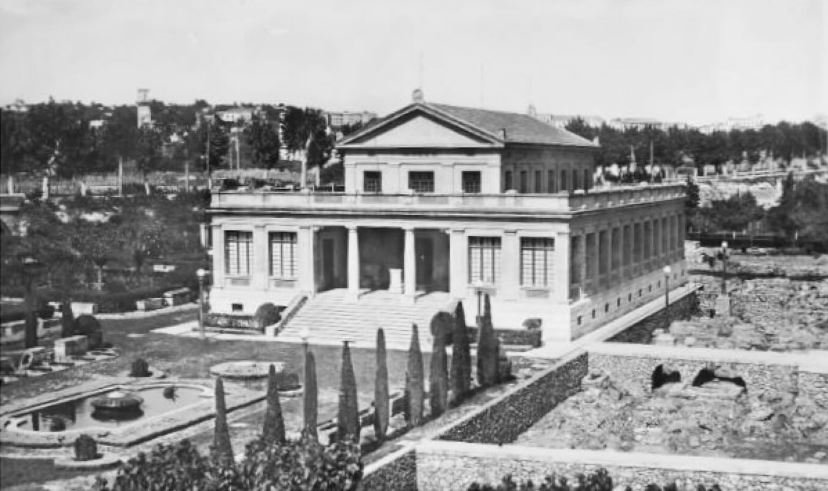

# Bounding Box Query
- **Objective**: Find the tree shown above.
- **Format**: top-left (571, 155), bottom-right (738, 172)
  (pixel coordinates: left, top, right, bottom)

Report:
top-left (476, 294), bottom-right (498, 388)
top-left (374, 328), bottom-right (390, 441)
top-left (337, 341), bottom-right (360, 443)
top-left (244, 114), bottom-right (281, 169)
top-left (707, 192), bottom-right (765, 233)
top-left (451, 301), bottom-right (472, 405)
top-left (134, 126), bottom-right (164, 180)
top-left (304, 350), bottom-right (318, 439)
top-left (429, 315), bottom-right (450, 417)
top-left (263, 364), bottom-right (286, 444)
top-left (113, 208), bottom-right (165, 277)
top-left (212, 376), bottom-right (234, 468)
top-left (405, 323), bottom-right (425, 427)
top-left (73, 221), bottom-right (121, 290)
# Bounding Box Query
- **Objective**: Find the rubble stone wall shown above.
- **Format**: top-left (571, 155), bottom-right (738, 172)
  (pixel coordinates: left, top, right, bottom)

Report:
top-left (607, 291), bottom-right (700, 344)
top-left (437, 351), bottom-right (588, 444)
top-left (416, 441), bottom-right (828, 491)
top-left (798, 369), bottom-right (828, 408)
top-left (359, 446), bottom-right (417, 491)
top-left (588, 343), bottom-right (802, 397)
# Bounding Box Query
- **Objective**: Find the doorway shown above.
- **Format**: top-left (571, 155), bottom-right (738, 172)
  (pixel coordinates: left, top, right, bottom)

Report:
top-left (416, 237), bottom-right (433, 291)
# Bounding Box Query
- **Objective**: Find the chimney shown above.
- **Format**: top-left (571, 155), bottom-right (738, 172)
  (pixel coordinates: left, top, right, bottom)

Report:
top-left (412, 88), bottom-right (424, 103)
top-left (500, 128), bottom-right (507, 140)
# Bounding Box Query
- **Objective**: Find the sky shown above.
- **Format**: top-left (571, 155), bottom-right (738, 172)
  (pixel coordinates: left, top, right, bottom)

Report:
top-left (0, 0), bottom-right (825, 125)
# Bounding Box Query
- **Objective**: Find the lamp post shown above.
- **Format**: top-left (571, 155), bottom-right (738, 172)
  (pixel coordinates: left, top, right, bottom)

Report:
top-left (662, 265), bottom-right (672, 309)
top-left (196, 268), bottom-right (208, 340)
top-left (472, 280), bottom-right (484, 325)
top-left (720, 241), bottom-right (729, 294)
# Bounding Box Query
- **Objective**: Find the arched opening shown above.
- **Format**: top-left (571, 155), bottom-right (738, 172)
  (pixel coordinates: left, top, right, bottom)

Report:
top-left (651, 364), bottom-right (681, 390)
top-left (692, 368), bottom-right (747, 391)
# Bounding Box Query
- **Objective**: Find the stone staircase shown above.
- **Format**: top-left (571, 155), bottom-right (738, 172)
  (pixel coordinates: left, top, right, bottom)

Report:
top-left (276, 289), bottom-right (453, 351)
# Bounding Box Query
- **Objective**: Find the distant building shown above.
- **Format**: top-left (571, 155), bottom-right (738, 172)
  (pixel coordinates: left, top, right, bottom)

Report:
top-left (698, 114), bottom-right (765, 134)
top-left (527, 106), bottom-right (605, 129)
top-left (326, 110), bottom-right (377, 129)
top-left (216, 106), bottom-right (262, 125)
top-left (607, 118), bottom-right (688, 131)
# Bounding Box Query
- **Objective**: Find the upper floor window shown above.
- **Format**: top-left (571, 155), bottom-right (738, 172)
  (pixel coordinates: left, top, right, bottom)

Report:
top-left (462, 171), bottom-right (481, 193)
top-left (547, 170), bottom-right (556, 193)
top-left (468, 236), bottom-right (501, 284)
top-left (408, 171), bottom-right (435, 193)
top-left (583, 169), bottom-right (591, 191)
top-left (534, 170), bottom-right (542, 193)
top-left (519, 170), bottom-right (528, 193)
top-left (363, 171), bottom-right (382, 193)
top-left (269, 232), bottom-right (297, 279)
top-left (560, 170), bottom-right (569, 192)
top-left (225, 231), bottom-right (252, 276)
top-left (504, 171), bottom-right (513, 191)
top-left (521, 238), bottom-right (554, 287)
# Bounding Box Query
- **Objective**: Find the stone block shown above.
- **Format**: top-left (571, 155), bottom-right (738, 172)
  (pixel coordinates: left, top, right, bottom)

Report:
top-left (54, 335), bottom-right (88, 360)
top-left (135, 298), bottom-right (165, 311)
top-left (653, 332), bottom-right (676, 346)
top-left (71, 302), bottom-right (98, 315)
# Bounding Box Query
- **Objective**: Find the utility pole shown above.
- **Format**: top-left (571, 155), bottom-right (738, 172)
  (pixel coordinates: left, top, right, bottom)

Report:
top-left (206, 117), bottom-right (212, 189)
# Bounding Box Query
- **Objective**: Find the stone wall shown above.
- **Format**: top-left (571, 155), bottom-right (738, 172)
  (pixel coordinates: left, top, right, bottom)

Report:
top-left (359, 446), bottom-right (417, 491)
top-left (607, 289), bottom-right (700, 344)
top-left (437, 351), bottom-right (587, 444)
top-left (798, 368), bottom-right (828, 409)
top-left (588, 343), bottom-right (807, 398)
top-left (416, 441), bottom-right (828, 491)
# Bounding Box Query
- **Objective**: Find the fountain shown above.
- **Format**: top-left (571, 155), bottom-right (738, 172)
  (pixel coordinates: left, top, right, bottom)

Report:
top-left (90, 390), bottom-right (144, 420)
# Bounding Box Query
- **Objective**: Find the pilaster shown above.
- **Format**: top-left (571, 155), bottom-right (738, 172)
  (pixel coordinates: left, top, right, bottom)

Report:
top-left (449, 229), bottom-right (467, 298)
top-left (501, 230), bottom-right (520, 300)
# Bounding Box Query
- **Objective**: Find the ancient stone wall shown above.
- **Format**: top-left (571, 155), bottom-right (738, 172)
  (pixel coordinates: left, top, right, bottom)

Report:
top-left (607, 290), bottom-right (700, 344)
top-left (798, 369), bottom-right (828, 409)
top-left (437, 351), bottom-right (587, 444)
top-left (416, 441), bottom-right (828, 491)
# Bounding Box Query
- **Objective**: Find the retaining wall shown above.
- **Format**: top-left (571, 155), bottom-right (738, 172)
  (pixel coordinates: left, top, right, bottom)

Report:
top-left (416, 441), bottom-right (828, 491)
top-left (606, 291), bottom-right (700, 344)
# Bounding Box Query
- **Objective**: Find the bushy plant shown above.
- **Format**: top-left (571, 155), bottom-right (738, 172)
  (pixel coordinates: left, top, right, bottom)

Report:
top-left (263, 364), bottom-right (286, 444)
top-left (405, 323), bottom-right (425, 427)
top-left (94, 440), bottom-right (211, 491)
top-left (337, 341), bottom-right (360, 443)
top-left (129, 358), bottom-right (151, 377)
top-left (37, 303), bottom-right (55, 319)
top-left (212, 376), bottom-right (234, 468)
top-left (374, 328), bottom-right (389, 441)
top-left (430, 320), bottom-right (449, 418)
top-left (254, 302), bottom-right (281, 329)
top-left (304, 349), bottom-right (318, 439)
top-left (74, 434), bottom-right (98, 461)
top-left (73, 314), bottom-right (103, 348)
top-left (477, 294), bottom-right (498, 388)
top-left (451, 301), bottom-right (472, 405)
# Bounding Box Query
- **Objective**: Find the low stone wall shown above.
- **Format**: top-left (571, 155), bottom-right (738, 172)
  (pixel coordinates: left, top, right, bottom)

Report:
top-left (359, 446), bottom-right (417, 491)
top-left (587, 343), bottom-right (820, 398)
top-left (798, 363), bottom-right (828, 408)
top-left (437, 350), bottom-right (587, 444)
top-left (416, 441), bottom-right (828, 491)
top-left (607, 291), bottom-right (700, 344)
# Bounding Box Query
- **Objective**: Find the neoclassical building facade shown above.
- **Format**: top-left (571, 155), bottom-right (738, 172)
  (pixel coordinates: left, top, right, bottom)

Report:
top-left (208, 93), bottom-right (687, 343)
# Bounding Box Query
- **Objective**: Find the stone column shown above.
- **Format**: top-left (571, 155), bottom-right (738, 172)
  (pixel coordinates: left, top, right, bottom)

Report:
top-left (554, 231), bottom-right (570, 303)
top-left (347, 226), bottom-right (360, 300)
top-left (501, 230), bottom-right (520, 300)
top-left (298, 226), bottom-right (317, 296)
top-left (449, 229), bottom-right (467, 298)
top-left (252, 225), bottom-right (268, 290)
top-left (211, 224), bottom-right (225, 287)
top-left (577, 233), bottom-right (587, 298)
top-left (404, 227), bottom-right (417, 300)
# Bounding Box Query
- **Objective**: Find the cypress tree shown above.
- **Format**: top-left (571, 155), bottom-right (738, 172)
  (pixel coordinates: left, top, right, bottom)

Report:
top-left (337, 341), bottom-right (360, 443)
top-left (451, 301), bottom-right (471, 405)
top-left (303, 350), bottom-right (318, 440)
top-left (60, 302), bottom-right (74, 338)
top-left (262, 364), bottom-right (286, 444)
top-left (374, 328), bottom-right (389, 441)
top-left (477, 294), bottom-right (498, 387)
top-left (429, 313), bottom-right (450, 417)
top-left (405, 323), bottom-right (424, 426)
top-left (212, 376), bottom-right (234, 467)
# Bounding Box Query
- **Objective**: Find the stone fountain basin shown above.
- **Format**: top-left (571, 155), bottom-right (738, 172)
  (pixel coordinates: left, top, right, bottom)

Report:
top-left (209, 361), bottom-right (300, 391)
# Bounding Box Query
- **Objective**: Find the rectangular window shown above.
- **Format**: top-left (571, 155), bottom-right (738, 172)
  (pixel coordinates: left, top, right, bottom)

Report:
top-left (521, 238), bottom-right (554, 287)
top-left (519, 170), bottom-right (528, 193)
top-left (585, 233), bottom-right (596, 280)
top-left (468, 237), bottom-right (501, 284)
top-left (560, 170), bottom-right (568, 192)
top-left (534, 170), bottom-right (542, 193)
top-left (504, 171), bottom-right (513, 191)
top-left (547, 170), bottom-right (556, 193)
top-left (644, 221), bottom-right (652, 261)
top-left (225, 231), bottom-right (252, 276)
top-left (408, 171), bottom-right (434, 193)
top-left (662, 217), bottom-right (669, 258)
top-left (633, 223), bottom-right (642, 264)
top-left (573, 170), bottom-right (580, 191)
top-left (363, 171), bottom-right (381, 192)
top-left (611, 228), bottom-right (620, 272)
top-left (461, 171), bottom-right (481, 193)
top-left (269, 232), bottom-right (297, 279)
top-left (584, 169), bottom-right (591, 190)
top-left (598, 230), bottom-right (608, 275)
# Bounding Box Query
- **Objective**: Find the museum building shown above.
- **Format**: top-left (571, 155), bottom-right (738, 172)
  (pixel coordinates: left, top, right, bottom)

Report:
top-left (207, 90), bottom-right (687, 343)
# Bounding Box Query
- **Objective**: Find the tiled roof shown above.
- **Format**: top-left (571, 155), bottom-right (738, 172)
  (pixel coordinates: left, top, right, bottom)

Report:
top-left (428, 103), bottom-right (597, 148)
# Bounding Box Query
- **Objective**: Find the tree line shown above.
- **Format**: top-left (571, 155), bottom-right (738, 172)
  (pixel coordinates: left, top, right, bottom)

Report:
top-left (0, 99), bottom-right (340, 180)
top-left (565, 118), bottom-right (826, 170)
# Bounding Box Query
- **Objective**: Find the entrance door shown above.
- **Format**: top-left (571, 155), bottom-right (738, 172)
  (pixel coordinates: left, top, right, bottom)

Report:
top-left (322, 238), bottom-right (335, 291)
top-left (416, 237), bottom-right (433, 291)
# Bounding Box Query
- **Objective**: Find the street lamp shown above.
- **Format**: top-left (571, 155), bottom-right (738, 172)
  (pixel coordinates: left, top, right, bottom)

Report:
top-left (662, 265), bottom-right (672, 309)
top-left (196, 268), bottom-right (208, 340)
top-left (720, 241), bottom-right (729, 294)
top-left (300, 326), bottom-right (311, 354)
top-left (471, 280), bottom-right (485, 325)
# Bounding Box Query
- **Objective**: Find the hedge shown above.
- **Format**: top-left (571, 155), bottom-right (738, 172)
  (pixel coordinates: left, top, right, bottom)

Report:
top-left (0, 285), bottom-right (188, 314)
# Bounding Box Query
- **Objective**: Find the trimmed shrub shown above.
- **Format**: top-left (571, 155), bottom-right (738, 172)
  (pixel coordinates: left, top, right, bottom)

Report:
top-left (74, 434), bottom-right (98, 461)
top-left (496, 337), bottom-right (513, 383)
top-left (129, 358), bottom-right (151, 377)
top-left (60, 302), bottom-right (74, 338)
top-left (37, 303), bottom-right (55, 319)
top-left (337, 341), bottom-right (360, 443)
top-left (467, 468), bottom-right (722, 491)
top-left (451, 301), bottom-right (472, 405)
top-left (405, 323), bottom-right (425, 427)
top-left (73, 314), bottom-right (103, 349)
top-left (429, 321), bottom-right (449, 418)
top-left (24, 308), bottom-right (37, 348)
top-left (263, 364), bottom-right (286, 444)
top-left (304, 350), bottom-right (318, 439)
top-left (212, 376), bottom-right (234, 468)
top-left (254, 302), bottom-right (281, 329)
top-left (374, 328), bottom-right (390, 441)
top-left (477, 294), bottom-right (498, 388)
top-left (430, 310), bottom-right (453, 345)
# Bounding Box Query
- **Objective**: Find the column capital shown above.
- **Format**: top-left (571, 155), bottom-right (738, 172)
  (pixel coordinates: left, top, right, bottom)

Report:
top-left (402, 225), bottom-right (416, 232)
top-left (347, 225), bottom-right (359, 232)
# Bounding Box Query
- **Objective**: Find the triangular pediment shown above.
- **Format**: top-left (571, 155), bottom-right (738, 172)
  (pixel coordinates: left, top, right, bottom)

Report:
top-left (339, 105), bottom-right (501, 149)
